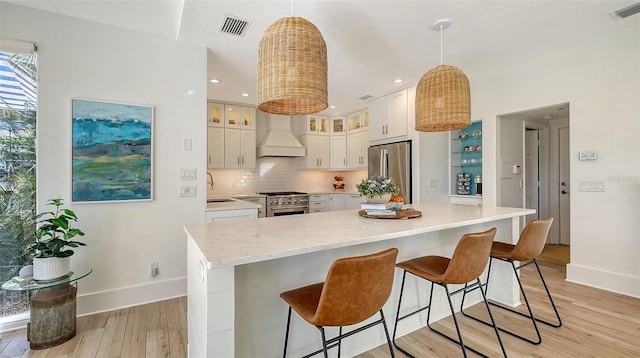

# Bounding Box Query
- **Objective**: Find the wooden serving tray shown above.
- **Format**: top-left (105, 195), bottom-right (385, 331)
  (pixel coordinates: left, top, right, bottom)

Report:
top-left (358, 208), bottom-right (422, 219)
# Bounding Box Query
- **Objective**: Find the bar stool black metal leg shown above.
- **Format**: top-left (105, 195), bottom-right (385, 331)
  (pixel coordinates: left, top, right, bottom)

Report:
top-left (319, 327), bottom-right (329, 358)
top-left (283, 307), bottom-right (292, 358)
top-left (477, 278), bottom-right (507, 357)
top-left (379, 309), bottom-right (396, 358)
top-left (532, 259), bottom-right (562, 328)
top-left (392, 271), bottom-right (416, 358)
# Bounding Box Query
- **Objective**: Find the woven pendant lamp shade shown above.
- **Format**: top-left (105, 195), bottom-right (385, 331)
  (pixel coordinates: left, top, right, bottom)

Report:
top-left (415, 64), bottom-right (471, 132)
top-left (257, 17), bottom-right (328, 116)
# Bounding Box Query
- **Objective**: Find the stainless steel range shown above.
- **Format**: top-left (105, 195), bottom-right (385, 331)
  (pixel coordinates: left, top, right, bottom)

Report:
top-left (259, 192), bottom-right (309, 217)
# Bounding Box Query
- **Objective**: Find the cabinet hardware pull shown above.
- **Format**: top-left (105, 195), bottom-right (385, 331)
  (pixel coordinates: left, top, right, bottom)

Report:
top-left (242, 156), bottom-right (244, 164)
top-left (208, 155), bottom-right (211, 165)
top-left (237, 156), bottom-right (240, 165)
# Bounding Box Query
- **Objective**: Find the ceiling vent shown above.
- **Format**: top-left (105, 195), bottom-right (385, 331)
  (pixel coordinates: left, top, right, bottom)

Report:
top-left (609, 2), bottom-right (640, 20)
top-left (358, 95), bottom-right (373, 100)
top-left (219, 14), bottom-right (252, 37)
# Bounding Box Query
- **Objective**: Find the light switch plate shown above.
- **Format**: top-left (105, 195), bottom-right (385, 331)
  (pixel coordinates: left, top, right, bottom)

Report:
top-left (578, 180), bottom-right (605, 192)
top-left (579, 151), bottom-right (597, 160)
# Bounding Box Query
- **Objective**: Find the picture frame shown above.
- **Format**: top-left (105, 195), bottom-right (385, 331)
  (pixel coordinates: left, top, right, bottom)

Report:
top-left (71, 98), bottom-right (153, 203)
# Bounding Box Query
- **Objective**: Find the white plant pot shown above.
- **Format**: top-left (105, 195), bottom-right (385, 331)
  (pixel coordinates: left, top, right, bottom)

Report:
top-left (33, 256), bottom-right (71, 282)
top-left (366, 193), bottom-right (392, 204)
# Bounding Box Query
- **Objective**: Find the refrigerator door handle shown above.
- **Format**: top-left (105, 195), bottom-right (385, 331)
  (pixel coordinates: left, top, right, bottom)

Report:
top-left (380, 149), bottom-right (389, 178)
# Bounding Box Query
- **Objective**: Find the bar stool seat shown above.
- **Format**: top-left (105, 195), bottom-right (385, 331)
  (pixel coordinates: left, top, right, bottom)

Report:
top-left (281, 248), bottom-right (398, 358)
top-left (392, 228), bottom-right (507, 358)
top-left (461, 217), bottom-right (562, 345)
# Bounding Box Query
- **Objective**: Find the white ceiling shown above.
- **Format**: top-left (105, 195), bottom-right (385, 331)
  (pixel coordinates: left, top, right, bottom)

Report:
top-left (8, 0), bottom-right (638, 118)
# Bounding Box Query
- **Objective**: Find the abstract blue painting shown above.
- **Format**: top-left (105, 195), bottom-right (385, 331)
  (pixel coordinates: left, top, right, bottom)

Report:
top-left (71, 99), bottom-right (153, 202)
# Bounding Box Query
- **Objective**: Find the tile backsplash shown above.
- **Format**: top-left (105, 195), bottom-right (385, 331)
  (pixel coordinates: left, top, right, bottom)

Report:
top-left (208, 157), bottom-right (367, 195)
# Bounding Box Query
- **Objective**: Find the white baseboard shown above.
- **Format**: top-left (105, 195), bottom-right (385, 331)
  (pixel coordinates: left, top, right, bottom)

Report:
top-left (566, 263), bottom-right (640, 299)
top-left (77, 276), bottom-right (187, 316)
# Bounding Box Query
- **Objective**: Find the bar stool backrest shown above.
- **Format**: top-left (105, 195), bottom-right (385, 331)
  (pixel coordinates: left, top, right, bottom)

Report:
top-left (442, 228), bottom-right (497, 284)
top-left (510, 218), bottom-right (554, 261)
top-left (312, 248), bottom-right (399, 327)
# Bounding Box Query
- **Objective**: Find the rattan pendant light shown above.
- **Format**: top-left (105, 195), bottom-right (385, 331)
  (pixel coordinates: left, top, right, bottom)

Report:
top-left (415, 19), bottom-right (471, 132)
top-left (257, 13), bottom-right (328, 116)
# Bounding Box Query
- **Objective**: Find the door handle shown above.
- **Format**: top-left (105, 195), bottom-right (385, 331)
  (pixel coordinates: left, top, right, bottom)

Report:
top-left (562, 190), bottom-right (568, 194)
top-left (561, 182), bottom-right (567, 186)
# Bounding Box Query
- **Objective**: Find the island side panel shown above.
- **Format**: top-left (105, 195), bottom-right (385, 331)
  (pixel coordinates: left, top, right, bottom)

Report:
top-left (233, 220), bottom-right (511, 357)
top-left (187, 236), bottom-right (235, 357)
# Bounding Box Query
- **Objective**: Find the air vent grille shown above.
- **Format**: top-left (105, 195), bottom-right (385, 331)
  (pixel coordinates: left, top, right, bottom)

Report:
top-left (609, 2), bottom-right (640, 20)
top-left (219, 14), bottom-right (251, 37)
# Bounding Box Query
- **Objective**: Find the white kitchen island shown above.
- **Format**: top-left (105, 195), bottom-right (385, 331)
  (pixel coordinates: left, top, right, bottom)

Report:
top-left (185, 202), bottom-right (534, 358)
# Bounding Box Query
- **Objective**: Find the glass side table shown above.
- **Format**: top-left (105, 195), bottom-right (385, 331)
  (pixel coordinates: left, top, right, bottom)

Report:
top-left (1, 266), bottom-right (92, 349)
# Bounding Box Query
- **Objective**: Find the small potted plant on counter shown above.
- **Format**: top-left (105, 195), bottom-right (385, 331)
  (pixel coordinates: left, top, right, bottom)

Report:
top-left (25, 198), bottom-right (86, 281)
top-left (356, 176), bottom-right (400, 203)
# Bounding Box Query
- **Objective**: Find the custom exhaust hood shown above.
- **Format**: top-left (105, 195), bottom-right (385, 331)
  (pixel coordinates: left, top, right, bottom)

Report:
top-left (257, 115), bottom-right (306, 157)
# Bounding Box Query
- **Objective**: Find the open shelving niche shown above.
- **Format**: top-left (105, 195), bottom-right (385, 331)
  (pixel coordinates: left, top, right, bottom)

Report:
top-left (449, 121), bottom-right (483, 204)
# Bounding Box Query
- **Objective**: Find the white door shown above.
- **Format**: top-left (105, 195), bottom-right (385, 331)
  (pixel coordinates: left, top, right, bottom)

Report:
top-left (559, 127), bottom-right (571, 245)
top-left (525, 130), bottom-right (540, 222)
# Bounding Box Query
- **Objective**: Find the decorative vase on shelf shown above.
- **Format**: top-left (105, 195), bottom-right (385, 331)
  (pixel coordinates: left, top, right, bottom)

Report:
top-left (366, 193), bottom-right (392, 204)
top-left (333, 181), bottom-right (345, 190)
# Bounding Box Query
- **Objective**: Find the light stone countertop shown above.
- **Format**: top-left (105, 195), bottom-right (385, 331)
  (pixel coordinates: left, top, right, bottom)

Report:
top-left (186, 202), bottom-right (535, 269)
top-left (205, 197), bottom-right (261, 212)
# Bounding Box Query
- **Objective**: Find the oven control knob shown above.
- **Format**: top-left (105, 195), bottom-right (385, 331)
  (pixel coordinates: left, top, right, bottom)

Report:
top-left (292, 199), bottom-right (297, 204)
top-left (287, 198), bottom-right (292, 204)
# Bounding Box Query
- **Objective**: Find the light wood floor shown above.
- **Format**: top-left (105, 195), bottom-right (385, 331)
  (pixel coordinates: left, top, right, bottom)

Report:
top-left (358, 261), bottom-right (640, 357)
top-left (0, 297), bottom-right (187, 358)
top-left (538, 244), bottom-right (570, 265)
top-left (2, 262), bottom-right (639, 357)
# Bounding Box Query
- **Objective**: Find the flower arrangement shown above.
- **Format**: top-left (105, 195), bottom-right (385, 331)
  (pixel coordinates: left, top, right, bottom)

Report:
top-left (356, 176), bottom-right (400, 200)
top-left (334, 175), bottom-right (344, 182)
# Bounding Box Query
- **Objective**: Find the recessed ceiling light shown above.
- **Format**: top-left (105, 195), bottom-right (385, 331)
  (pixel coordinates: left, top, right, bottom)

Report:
top-left (209, 78), bottom-right (220, 83)
top-left (241, 93), bottom-right (249, 97)
top-left (393, 79), bottom-right (403, 84)
top-left (543, 115), bottom-right (553, 119)
top-left (330, 105), bottom-right (336, 109)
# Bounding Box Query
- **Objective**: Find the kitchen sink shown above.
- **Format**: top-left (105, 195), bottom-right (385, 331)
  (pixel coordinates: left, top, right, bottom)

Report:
top-left (207, 198), bottom-right (236, 203)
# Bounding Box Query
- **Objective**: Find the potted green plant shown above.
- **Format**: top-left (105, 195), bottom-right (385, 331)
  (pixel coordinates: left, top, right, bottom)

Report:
top-left (25, 198), bottom-right (86, 281)
top-left (356, 176), bottom-right (400, 203)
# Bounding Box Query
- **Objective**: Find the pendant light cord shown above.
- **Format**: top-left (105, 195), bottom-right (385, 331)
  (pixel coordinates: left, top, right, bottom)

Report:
top-left (439, 25), bottom-right (443, 65)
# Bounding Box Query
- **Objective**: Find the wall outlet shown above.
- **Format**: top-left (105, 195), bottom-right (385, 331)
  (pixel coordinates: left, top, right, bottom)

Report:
top-left (150, 260), bottom-right (158, 277)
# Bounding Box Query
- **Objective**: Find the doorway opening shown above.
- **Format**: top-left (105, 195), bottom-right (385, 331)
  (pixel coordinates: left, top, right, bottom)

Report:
top-left (497, 103), bottom-right (570, 265)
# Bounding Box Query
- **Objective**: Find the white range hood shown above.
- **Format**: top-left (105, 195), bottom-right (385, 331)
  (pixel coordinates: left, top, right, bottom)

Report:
top-left (257, 115), bottom-right (306, 157)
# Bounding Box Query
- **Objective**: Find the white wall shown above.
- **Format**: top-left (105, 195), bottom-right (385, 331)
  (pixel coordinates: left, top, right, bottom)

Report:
top-left (1, 2), bottom-right (207, 314)
top-left (469, 24), bottom-right (640, 297)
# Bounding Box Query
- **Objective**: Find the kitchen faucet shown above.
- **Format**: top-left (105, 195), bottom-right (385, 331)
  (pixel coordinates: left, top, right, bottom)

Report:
top-left (207, 171), bottom-right (214, 190)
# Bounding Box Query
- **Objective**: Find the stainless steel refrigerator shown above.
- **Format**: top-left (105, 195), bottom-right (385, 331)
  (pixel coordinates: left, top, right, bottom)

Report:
top-left (368, 140), bottom-right (412, 203)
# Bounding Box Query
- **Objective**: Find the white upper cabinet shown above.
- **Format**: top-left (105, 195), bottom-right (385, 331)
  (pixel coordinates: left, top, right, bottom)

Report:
top-left (207, 102), bottom-right (224, 127)
top-left (302, 115), bottom-right (329, 135)
top-left (224, 129), bottom-right (256, 169)
top-left (300, 135), bottom-right (330, 169)
top-left (346, 109), bottom-right (369, 134)
top-left (346, 131), bottom-right (368, 169)
top-left (207, 127), bottom-right (225, 169)
top-left (330, 135), bottom-right (347, 169)
top-left (330, 116), bottom-right (346, 135)
top-left (368, 88), bottom-right (408, 142)
top-left (224, 105), bottom-right (256, 130)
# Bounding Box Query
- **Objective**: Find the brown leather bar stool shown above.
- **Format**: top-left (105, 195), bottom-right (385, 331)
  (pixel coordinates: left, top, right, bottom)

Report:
top-left (280, 248), bottom-right (398, 358)
top-left (392, 228), bottom-right (507, 358)
top-left (461, 217), bottom-right (561, 345)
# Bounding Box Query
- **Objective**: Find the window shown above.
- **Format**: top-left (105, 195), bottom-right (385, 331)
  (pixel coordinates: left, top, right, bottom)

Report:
top-left (0, 43), bottom-right (37, 325)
